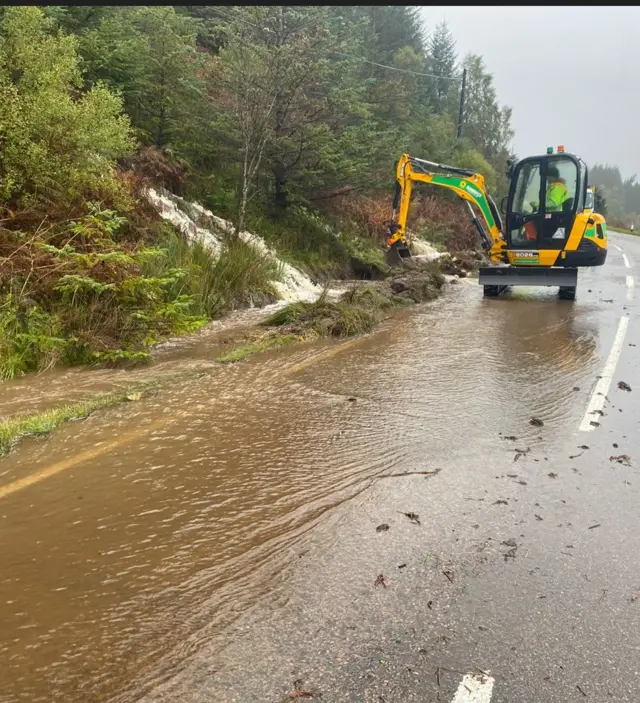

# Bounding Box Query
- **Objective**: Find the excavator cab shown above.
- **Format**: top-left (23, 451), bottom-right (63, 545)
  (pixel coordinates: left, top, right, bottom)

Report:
top-left (491, 148), bottom-right (607, 298)
top-left (506, 152), bottom-right (583, 253)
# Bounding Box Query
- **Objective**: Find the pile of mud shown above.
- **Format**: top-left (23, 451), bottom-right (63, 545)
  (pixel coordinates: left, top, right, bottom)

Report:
top-left (264, 261), bottom-right (446, 339)
top-left (437, 249), bottom-right (488, 278)
top-left (380, 259), bottom-right (446, 304)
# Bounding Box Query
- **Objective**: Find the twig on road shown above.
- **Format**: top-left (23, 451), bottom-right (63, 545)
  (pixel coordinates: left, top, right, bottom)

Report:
top-left (576, 684), bottom-right (587, 696)
top-left (374, 470), bottom-right (441, 480)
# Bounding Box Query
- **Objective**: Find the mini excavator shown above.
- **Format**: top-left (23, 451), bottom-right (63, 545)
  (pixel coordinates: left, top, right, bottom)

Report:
top-left (386, 147), bottom-right (608, 300)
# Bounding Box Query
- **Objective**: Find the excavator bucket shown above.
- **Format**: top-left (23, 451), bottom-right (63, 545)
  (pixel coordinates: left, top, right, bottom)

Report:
top-left (385, 242), bottom-right (412, 268)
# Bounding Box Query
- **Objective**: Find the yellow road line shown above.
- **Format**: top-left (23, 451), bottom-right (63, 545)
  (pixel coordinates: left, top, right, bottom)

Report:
top-left (0, 415), bottom-right (169, 501)
top-left (280, 336), bottom-right (367, 377)
top-left (1, 335), bottom-right (369, 501)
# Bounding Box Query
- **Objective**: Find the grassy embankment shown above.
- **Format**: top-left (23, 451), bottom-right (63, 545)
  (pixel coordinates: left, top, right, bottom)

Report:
top-left (215, 260), bottom-right (447, 363)
top-left (609, 225), bottom-right (639, 236)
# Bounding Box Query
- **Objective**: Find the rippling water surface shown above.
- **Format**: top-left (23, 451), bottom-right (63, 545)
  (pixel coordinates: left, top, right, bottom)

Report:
top-left (0, 279), bottom-right (610, 702)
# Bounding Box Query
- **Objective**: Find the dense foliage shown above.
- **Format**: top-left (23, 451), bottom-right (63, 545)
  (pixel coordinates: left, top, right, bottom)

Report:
top-left (589, 163), bottom-right (640, 229)
top-left (0, 5), bottom-right (516, 377)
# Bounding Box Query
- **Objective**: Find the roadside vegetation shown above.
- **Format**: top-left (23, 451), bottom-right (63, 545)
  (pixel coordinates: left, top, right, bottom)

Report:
top-left (590, 165), bottom-right (640, 231)
top-left (0, 391), bottom-right (138, 456)
top-left (0, 6), bottom-right (514, 381)
top-left (216, 262), bottom-right (447, 364)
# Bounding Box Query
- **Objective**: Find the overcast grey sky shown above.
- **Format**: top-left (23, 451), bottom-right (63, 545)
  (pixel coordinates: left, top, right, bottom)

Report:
top-left (421, 6), bottom-right (640, 179)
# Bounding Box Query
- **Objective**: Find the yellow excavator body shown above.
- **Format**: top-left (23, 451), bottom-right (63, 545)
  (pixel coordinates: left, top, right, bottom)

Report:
top-left (386, 150), bottom-right (607, 300)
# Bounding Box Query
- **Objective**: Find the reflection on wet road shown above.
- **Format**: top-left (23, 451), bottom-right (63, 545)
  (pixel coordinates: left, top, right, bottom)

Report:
top-left (0, 234), bottom-right (635, 702)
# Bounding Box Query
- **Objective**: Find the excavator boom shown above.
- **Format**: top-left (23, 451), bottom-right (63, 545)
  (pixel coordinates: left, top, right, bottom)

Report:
top-left (386, 154), bottom-right (507, 265)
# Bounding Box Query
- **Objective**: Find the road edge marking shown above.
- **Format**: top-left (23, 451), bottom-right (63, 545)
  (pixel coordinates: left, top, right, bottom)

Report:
top-left (579, 316), bottom-right (630, 432)
top-left (0, 415), bottom-right (169, 501)
top-left (623, 253), bottom-right (631, 268)
top-left (451, 672), bottom-right (495, 702)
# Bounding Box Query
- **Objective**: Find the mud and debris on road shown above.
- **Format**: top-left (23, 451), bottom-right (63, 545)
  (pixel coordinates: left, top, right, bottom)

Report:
top-left (1, 231), bottom-right (639, 703)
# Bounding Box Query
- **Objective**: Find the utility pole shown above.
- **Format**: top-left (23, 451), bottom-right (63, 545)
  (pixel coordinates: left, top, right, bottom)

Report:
top-left (456, 67), bottom-right (467, 139)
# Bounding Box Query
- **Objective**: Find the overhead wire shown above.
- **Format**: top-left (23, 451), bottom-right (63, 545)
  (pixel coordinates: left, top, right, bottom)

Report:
top-left (209, 7), bottom-right (463, 83)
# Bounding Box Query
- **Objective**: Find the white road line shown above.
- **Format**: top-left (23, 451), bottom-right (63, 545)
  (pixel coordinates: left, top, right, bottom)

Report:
top-left (613, 244), bottom-right (623, 252)
top-left (451, 673), bottom-right (495, 702)
top-left (579, 316), bottom-right (630, 432)
top-left (627, 275), bottom-right (635, 301)
top-left (623, 253), bottom-right (631, 268)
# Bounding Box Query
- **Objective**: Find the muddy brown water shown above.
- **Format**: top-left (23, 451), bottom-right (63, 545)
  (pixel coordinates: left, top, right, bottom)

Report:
top-left (0, 279), bottom-right (607, 702)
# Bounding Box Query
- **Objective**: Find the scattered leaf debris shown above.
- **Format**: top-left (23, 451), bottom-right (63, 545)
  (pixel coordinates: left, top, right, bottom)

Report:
top-left (632, 594), bottom-right (640, 602)
top-left (503, 435), bottom-right (518, 441)
top-left (514, 447), bottom-right (531, 462)
top-left (579, 445), bottom-right (589, 450)
top-left (589, 421), bottom-right (600, 427)
top-left (502, 538), bottom-right (518, 561)
top-left (576, 684), bottom-right (587, 697)
top-left (610, 454), bottom-right (631, 466)
top-left (376, 523), bottom-right (390, 533)
top-left (398, 563), bottom-right (407, 569)
top-left (443, 569), bottom-right (454, 583)
top-left (529, 417), bottom-right (544, 427)
top-left (347, 397), bottom-right (357, 402)
top-left (573, 386), bottom-right (580, 391)
top-left (618, 381), bottom-right (632, 392)
top-left (548, 472), bottom-right (558, 479)
top-left (588, 523), bottom-right (601, 530)
top-left (399, 511), bottom-right (420, 525)
top-left (535, 514), bottom-right (543, 521)
top-left (374, 573), bottom-right (388, 588)
top-left (287, 680), bottom-right (314, 699)
top-left (494, 499), bottom-right (509, 505)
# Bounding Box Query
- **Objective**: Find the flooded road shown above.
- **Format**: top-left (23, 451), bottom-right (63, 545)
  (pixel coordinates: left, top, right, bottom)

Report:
top-left (0, 234), bottom-right (637, 702)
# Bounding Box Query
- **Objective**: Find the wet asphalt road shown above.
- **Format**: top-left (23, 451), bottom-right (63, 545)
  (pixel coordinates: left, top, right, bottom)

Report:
top-left (0, 232), bottom-right (638, 702)
top-left (143, 232), bottom-right (640, 703)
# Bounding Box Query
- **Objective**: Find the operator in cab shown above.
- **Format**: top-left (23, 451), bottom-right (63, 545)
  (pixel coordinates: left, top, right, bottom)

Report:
top-left (521, 164), bottom-right (572, 240)
top-left (525, 165), bottom-right (571, 214)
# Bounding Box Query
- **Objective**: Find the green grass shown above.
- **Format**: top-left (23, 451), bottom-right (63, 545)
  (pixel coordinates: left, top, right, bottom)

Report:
top-left (0, 366), bottom-right (213, 457)
top-left (264, 285), bottom-right (396, 338)
top-left (215, 333), bottom-right (300, 363)
top-left (245, 208), bottom-right (351, 280)
top-left (140, 226), bottom-right (282, 318)
top-left (0, 392), bottom-right (138, 457)
top-left (609, 226), bottom-right (639, 236)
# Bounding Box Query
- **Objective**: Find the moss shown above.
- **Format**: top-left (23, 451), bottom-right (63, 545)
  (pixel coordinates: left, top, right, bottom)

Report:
top-left (215, 333), bottom-right (300, 363)
top-left (0, 392), bottom-right (138, 457)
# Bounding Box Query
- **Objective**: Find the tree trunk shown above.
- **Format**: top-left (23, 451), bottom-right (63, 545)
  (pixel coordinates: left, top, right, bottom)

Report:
top-left (274, 165), bottom-right (287, 210)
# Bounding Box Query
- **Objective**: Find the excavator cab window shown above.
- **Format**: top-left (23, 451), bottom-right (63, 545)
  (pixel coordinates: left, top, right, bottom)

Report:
top-left (507, 154), bottom-right (581, 250)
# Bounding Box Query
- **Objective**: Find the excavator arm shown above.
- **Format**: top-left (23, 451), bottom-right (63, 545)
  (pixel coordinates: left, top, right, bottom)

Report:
top-left (387, 154), bottom-right (507, 264)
